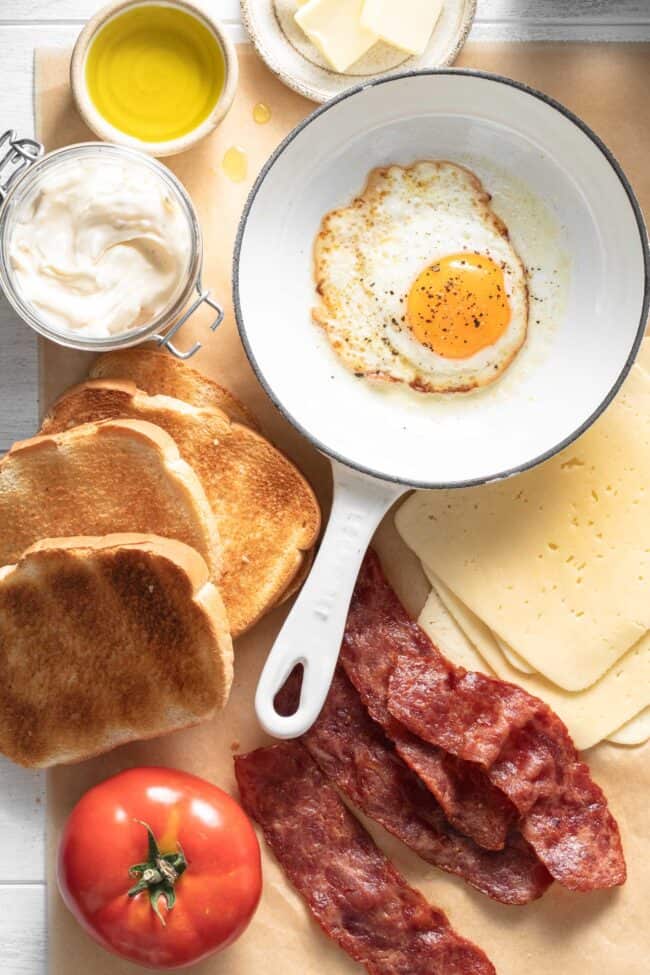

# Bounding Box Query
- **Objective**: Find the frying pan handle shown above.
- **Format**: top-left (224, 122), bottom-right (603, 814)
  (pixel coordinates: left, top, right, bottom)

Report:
top-left (255, 462), bottom-right (405, 739)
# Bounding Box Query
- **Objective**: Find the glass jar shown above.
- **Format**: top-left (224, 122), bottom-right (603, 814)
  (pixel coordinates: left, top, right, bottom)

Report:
top-left (0, 130), bottom-right (222, 359)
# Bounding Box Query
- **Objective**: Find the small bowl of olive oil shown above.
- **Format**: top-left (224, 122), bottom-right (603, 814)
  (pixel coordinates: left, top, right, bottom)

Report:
top-left (71, 0), bottom-right (238, 157)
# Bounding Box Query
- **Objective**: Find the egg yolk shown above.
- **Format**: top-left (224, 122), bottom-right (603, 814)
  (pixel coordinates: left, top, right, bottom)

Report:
top-left (406, 253), bottom-right (511, 359)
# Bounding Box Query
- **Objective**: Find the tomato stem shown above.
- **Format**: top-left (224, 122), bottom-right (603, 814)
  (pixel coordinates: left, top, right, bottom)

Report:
top-left (127, 820), bottom-right (187, 926)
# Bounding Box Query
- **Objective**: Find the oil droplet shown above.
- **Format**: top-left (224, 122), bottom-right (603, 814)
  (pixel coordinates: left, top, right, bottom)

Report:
top-left (222, 146), bottom-right (247, 182)
top-left (253, 102), bottom-right (271, 124)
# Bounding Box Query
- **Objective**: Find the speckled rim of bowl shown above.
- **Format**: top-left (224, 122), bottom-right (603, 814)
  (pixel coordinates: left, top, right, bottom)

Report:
top-left (240, 0), bottom-right (477, 103)
top-left (70, 0), bottom-right (239, 157)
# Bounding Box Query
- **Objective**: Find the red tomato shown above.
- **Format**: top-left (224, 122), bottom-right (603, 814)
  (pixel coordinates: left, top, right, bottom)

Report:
top-left (57, 767), bottom-right (262, 969)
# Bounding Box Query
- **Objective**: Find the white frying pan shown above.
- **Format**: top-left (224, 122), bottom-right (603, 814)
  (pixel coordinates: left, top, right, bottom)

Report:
top-left (233, 70), bottom-right (649, 739)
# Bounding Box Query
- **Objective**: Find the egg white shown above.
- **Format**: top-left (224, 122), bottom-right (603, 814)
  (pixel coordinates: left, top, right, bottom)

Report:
top-left (313, 161), bottom-right (529, 393)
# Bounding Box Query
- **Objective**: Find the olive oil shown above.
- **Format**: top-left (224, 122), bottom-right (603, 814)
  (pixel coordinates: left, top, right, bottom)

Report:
top-left (86, 4), bottom-right (225, 143)
top-left (222, 146), bottom-right (248, 183)
top-left (253, 102), bottom-right (271, 124)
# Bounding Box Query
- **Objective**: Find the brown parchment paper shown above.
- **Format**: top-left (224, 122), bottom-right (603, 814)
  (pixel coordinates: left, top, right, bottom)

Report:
top-left (36, 43), bottom-right (650, 975)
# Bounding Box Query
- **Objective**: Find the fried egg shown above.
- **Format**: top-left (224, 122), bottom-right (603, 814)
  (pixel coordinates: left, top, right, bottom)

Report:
top-left (313, 161), bottom-right (529, 393)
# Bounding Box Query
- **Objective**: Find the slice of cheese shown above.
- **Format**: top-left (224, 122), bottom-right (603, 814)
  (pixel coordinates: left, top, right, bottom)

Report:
top-left (417, 583), bottom-right (488, 674)
top-left (418, 576), bottom-right (650, 750)
top-left (443, 583), bottom-right (547, 679)
top-left (295, 0), bottom-right (377, 73)
top-left (396, 359), bottom-right (650, 691)
top-left (361, 0), bottom-right (443, 55)
top-left (607, 707), bottom-right (650, 746)
top-left (427, 570), bottom-right (534, 680)
top-left (495, 636), bottom-right (536, 674)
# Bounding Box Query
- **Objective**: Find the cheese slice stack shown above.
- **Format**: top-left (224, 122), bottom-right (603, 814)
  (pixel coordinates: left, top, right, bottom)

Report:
top-left (419, 572), bottom-right (650, 750)
top-left (396, 339), bottom-right (650, 749)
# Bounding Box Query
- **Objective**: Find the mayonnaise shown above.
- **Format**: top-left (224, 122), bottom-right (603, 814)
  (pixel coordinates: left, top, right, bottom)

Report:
top-left (8, 156), bottom-right (192, 337)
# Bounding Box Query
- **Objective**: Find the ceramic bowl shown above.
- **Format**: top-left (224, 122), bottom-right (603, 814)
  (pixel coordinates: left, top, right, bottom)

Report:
top-left (240, 0), bottom-right (476, 103)
top-left (70, 0), bottom-right (238, 157)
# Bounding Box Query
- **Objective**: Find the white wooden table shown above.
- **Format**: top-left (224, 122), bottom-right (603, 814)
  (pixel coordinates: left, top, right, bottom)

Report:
top-left (1, 1), bottom-right (649, 970)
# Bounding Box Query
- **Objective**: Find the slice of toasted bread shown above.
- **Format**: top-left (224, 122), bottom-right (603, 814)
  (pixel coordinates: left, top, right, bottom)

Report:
top-left (0, 419), bottom-right (220, 579)
top-left (90, 347), bottom-right (259, 430)
top-left (0, 534), bottom-right (233, 767)
top-left (42, 382), bottom-right (321, 635)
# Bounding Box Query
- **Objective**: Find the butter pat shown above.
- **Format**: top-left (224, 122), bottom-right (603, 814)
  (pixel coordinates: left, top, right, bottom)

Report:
top-left (361, 0), bottom-right (443, 55)
top-left (295, 0), bottom-right (377, 73)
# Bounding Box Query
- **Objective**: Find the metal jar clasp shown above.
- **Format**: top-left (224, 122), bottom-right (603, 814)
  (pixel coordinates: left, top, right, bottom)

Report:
top-left (0, 130), bottom-right (43, 202)
top-left (154, 274), bottom-right (224, 360)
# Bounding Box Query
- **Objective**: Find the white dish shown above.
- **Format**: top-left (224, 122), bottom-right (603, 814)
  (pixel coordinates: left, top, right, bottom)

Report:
top-left (240, 0), bottom-right (476, 103)
top-left (233, 70), bottom-right (649, 738)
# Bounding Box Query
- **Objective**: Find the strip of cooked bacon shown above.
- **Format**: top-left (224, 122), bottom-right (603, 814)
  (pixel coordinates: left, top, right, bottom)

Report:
top-left (235, 742), bottom-right (496, 975)
top-left (284, 667), bottom-right (551, 904)
top-left (349, 552), bottom-right (627, 892)
top-left (340, 554), bottom-right (516, 851)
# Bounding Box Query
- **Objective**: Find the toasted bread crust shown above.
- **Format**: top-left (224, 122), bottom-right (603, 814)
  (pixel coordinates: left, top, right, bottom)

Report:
top-left (0, 419), bottom-right (221, 580)
top-left (43, 384), bottom-right (321, 635)
top-left (90, 347), bottom-right (260, 430)
top-left (0, 535), bottom-right (233, 768)
top-left (272, 545), bottom-right (315, 608)
top-left (26, 532), bottom-right (210, 588)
